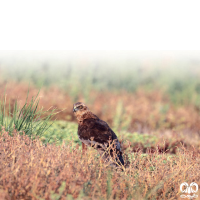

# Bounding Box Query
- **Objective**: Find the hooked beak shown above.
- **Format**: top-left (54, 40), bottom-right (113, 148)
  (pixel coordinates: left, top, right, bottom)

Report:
top-left (73, 107), bottom-right (78, 112)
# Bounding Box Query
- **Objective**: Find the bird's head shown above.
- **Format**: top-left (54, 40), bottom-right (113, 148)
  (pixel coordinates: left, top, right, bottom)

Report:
top-left (73, 102), bottom-right (89, 117)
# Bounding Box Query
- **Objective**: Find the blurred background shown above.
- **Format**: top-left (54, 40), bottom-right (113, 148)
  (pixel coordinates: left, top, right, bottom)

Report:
top-left (1, 50), bottom-right (200, 134)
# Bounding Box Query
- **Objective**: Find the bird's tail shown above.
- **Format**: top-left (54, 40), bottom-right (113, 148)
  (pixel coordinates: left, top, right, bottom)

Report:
top-left (117, 154), bottom-right (124, 166)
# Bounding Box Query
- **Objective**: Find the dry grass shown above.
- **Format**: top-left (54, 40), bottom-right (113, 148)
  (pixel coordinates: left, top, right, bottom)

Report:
top-left (0, 128), bottom-right (200, 200)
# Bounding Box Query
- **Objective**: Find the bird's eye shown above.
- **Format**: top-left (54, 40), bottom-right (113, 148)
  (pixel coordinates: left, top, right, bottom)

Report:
top-left (78, 105), bottom-right (83, 109)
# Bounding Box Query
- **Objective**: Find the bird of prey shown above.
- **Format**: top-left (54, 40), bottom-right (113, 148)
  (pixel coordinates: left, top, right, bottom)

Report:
top-left (73, 102), bottom-right (124, 166)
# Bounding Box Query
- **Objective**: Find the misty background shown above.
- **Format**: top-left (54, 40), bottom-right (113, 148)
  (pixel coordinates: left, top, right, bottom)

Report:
top-left (1, 51), bottom-right (200, 106)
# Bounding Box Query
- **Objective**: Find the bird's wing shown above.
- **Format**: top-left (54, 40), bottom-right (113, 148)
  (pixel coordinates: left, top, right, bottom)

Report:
top-left (78, 118), bottom-right (120, 150)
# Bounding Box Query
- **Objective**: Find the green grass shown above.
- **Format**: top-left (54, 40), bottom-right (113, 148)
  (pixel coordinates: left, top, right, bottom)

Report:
top-left (41, 120), bottom-right (79, 145)
top-left (0, 92), bottom-right (56, 138)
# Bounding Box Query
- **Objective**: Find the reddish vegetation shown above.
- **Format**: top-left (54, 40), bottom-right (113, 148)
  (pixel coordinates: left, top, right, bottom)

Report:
top-left (1, 81), bottom-right (200, 133)
top-left (126, 139), bottom-right (200, 155)
top-left (1, 129), bottom-right (200, 200)
top-left (1, 81), bottom-right (200, 199)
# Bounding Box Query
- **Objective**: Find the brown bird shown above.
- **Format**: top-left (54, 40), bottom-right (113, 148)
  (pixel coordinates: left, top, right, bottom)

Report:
top-left (73, 102), bottom-right (124, 166)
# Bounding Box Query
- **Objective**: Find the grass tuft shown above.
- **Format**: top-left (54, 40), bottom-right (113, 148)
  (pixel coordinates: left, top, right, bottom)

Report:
top-left (0, 91), bottom-right (56, 138)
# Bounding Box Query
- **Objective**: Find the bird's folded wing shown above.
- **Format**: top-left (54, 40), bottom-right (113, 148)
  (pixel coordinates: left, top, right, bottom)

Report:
top-left (78, 118), bottom-right (121, 151)
top-left (78, 119), bottom-right (110, 143)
